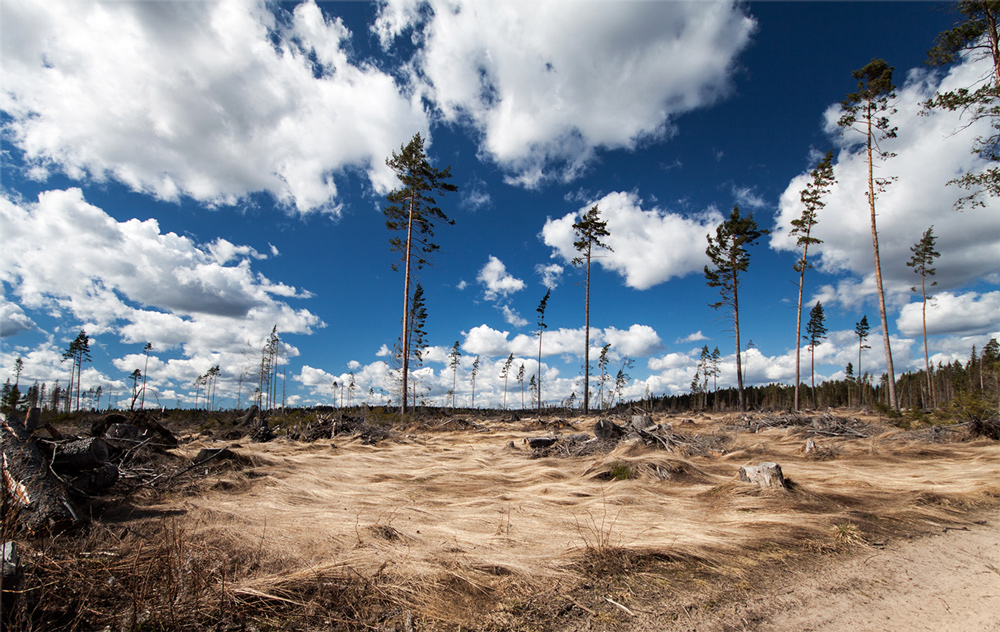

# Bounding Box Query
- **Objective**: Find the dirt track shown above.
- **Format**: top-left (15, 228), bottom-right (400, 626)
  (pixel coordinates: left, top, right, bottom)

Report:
top-left (682, 511), bottom-right (1000, 631)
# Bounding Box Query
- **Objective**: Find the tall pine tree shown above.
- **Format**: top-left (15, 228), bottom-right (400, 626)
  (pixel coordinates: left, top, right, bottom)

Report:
top-left (571, 205), bottom-right (612, 413)
top-left (805, 301), bottom-right (828, 409)
top-left (838, 59), bottom-right (899, 410)
top-left (384, 133), bottom-right (457, 416)
top-left (791, 150), bottom-right (835, 411)
top-left (907, 226), bottom-right (940, 406)
top-left (535, 289), bottom-right (551, 414)
top-left (704, 206), bottom-right (770, 411)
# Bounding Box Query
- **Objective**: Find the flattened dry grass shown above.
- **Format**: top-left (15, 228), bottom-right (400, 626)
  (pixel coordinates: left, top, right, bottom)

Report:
top-left (7, 410), bottom-right (1000, 630)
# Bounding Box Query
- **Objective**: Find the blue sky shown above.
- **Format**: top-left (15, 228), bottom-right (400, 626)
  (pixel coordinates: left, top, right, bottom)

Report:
top-left (2, 1), bottom-right (998, 410)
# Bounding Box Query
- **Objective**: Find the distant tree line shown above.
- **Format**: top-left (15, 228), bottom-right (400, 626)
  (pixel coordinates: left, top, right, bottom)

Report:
top-left (647, 339), bottom-right (1000, 418)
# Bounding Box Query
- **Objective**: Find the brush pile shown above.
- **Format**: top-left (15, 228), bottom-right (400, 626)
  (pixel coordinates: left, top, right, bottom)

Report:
top-left (288, 413), bottom-right (397, 445)
top-left (730, 412), bottom-right (873, 438)
top-left (524, 414), bottom-right (733, 458)
top-left (1, 408), bottom-right (192, 533)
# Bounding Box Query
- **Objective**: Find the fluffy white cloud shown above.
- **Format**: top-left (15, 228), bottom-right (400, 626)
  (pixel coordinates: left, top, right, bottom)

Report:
top-left (465, 322), bottom-right (662, 361)
top-left (535, 263), bottom-right (564, 289)
top-left (772, 57), bottom-right (1000, 310)
top-left (1, 188), bottom-right (321, 390)
top-left (462, 324), bottom-right (513, 357)
top-left (376, 1), bottom-right (755, 186)
top-left (601, 325), bottom-right (663, 358)
top-left (296, 361), bottom-right (393, 404)
top-left (678, 331), bottom-right (709, 344)
top-left (897, 291), bottom-right (1000, 337)
top-left (501, 306), bottom-right (528, 328)
top-left (926, 331), bottom-right (1000, 368)
top-left (541, 191), bottom-right (724, 290)
top-left (0, 0), bottom-right (427, 214)
top-left (477, 256), bottom-right (525, 300)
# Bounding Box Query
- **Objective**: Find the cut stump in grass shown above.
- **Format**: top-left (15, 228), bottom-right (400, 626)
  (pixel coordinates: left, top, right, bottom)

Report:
top-left (739, 462), bottom-right (786, 489)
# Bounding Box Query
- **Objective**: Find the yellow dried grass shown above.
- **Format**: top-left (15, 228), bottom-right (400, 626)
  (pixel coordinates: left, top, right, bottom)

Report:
top-left (135, 412), bottom-right (1000, 626)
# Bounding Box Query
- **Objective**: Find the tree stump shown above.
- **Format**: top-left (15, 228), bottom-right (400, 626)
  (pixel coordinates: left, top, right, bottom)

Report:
top-left (106, 424), bottom-right (140, 440)
top-left (241, 405), bottom-right (260, 427)
top-left (739, 462), bottom-right (786, 489)
top-left (631, 414), bottom-right (655, 431)
top-left (91, 413), bottom-right (129, 438)
top-left (0, 413), bottom-right (80, 533)
top-left (594, 419), bottom-right (625, 440)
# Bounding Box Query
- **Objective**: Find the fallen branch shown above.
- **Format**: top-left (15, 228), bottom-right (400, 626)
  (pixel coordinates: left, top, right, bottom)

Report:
top-left (562, 595), bottom-right (596, 616)
top-left (605, 596), bottom-right (636, 617)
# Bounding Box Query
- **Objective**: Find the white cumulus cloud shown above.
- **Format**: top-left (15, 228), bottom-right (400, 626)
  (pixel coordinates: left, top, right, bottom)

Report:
top-left (375, 0), bottom-right (755, 186)
top-left (0, 188), bottom-right (321, 389)
top-left (897, 291), bottom-right (1000, 337)
top-left (0, 0), bottom-right (428, 214)
top-left (536, 263), bottom-right (564, 289)
top-left (541, 191), bottom-right (724, 290)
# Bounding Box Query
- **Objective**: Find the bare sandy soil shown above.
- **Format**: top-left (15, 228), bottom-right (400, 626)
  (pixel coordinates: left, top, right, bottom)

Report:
top-left (674, 511), bottom-right (1000, 632)
top-left (135, 409), bottom-right (1000, 631)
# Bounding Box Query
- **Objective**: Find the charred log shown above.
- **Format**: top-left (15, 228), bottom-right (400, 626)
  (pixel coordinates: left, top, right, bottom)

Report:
top-left (0, 412), bottom-right (80, 534)
top-left (51, 438), bottom-right (109, 471)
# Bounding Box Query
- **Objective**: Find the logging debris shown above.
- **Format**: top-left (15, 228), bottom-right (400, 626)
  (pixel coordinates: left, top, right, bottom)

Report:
top-left (287, 413), bottom-right (397, 445)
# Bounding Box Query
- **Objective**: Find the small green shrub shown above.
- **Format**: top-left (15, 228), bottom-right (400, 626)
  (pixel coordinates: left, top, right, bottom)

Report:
top-left (607, 461), bottom-right (633, 481)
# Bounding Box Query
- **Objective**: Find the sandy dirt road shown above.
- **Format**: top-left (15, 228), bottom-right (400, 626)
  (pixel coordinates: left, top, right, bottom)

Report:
top-left (683, 512), bottom-right (1000, 632)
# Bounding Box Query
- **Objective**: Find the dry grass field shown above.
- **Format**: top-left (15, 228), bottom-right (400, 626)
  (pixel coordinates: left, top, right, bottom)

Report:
top-left (6, 408), bottom-right (1000, 631)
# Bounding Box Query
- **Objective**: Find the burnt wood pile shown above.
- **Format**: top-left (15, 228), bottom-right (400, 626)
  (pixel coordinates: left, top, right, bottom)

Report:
top-left (1, 409), bottom-right (180, 535)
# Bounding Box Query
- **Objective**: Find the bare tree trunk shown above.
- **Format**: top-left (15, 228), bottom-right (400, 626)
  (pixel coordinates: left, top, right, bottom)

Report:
top-left (583, 246), bottom-right (592, 413)
top-left (866, 112), bottom-right (898, 409)
top-left (921, 273), bottom-right (934, 407)
top-left (733, 262), bottom-right (745, 412)
top-left (400, 192), bottom-right (415, 418)
top-left (794, 259), bottom-right (806, 411)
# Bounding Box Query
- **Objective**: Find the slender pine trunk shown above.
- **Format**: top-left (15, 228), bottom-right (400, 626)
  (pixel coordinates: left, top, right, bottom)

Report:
top-left (400, 191), bottom-right (415, 417)
top-left (732, 251), bottom-right (745, 411)
top-left (921, 273), bottom-right (933, 407)
top-left (794, 242), bottom-right (810, 411)
top-left (866, 110), bottom-right (897, 409)
top-left (583, 246), bottom-right (592, 413)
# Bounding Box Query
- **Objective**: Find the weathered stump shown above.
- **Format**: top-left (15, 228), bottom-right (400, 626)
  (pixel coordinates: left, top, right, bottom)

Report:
top-left (594, 419), bottom-right (625, 440)
top-left (0, 412), bottom-right (80, 533)
top-left (106, 423), bottom-right (140, 440)
top-left (739, 462), bottom-right (786, 489)
top-left (631, 414), bottom-right (655, 431)
top-left (91, 413), bottom-right (129, 438)
top-left (241, 405), bottom-right (260, 427)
